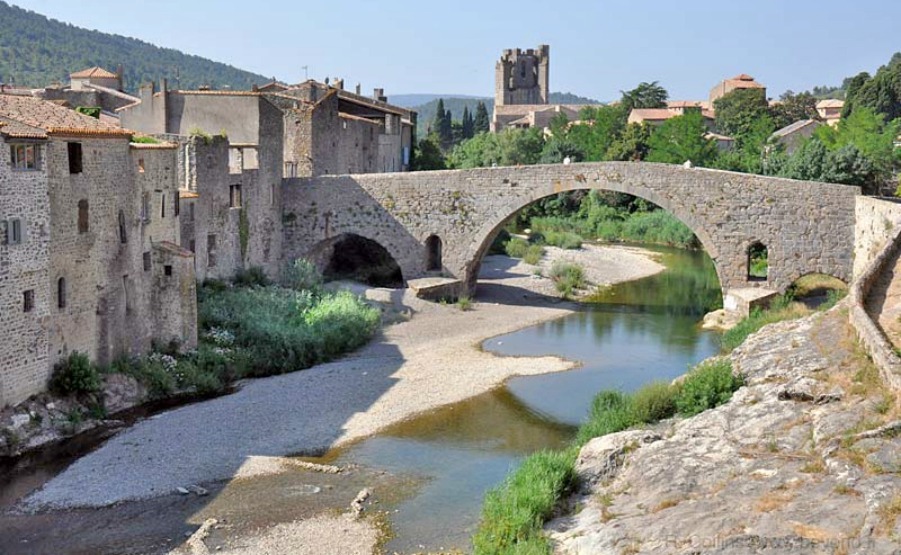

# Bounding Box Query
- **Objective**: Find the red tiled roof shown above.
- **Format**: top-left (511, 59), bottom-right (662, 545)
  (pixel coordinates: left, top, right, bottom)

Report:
top-left (0, 116), bottom-right (48, 139)
top-left (0, 94), bottom-right (132, 137)
top-left (70, 66), bottom-right (119, 79)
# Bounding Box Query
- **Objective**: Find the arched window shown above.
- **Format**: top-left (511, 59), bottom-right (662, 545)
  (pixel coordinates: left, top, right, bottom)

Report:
top-left (748, 242), bottom-right (768, 281)
top-left (426, 235), bottom-right (442, 272)
top-left (58, 277), bottom-right (67, 309)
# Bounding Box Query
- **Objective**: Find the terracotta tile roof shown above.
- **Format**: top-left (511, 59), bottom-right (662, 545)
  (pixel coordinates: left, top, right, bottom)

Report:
top-left (70, 66), bottom-right (119, 79)
top-left (0, 94), bottom-right (132, 138)
top-left (175, 90), bottom-right (260, 97)
top-left (667, 100), bottom-right (703, 108)
top-left (732, 74), bottom-right (756, 81)
top-left (339, 112), bottom-right (382, 125)
top-left (771, 119), bottom-right (820, 138)
top-left (0, 116), bottom-right (48, 139)
top-left (816, 99), bottom-right (844, 109)
top-left (629, 108), bottom-right (676, 121)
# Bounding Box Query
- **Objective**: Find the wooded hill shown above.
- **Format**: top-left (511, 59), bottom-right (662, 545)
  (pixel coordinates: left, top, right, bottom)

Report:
top-left (0, 1), bottom-right (270, 92)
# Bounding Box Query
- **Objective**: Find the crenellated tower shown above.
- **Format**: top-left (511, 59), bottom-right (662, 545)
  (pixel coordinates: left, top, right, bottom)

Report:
top-left (494, 45), bottom-right (549, 106)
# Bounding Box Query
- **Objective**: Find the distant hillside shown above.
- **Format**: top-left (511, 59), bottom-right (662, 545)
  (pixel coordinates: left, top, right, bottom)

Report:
top-left (389, 93), bottom-right (487, 108)
top-left (414, 92), bottom-right (602, 135)
top-left (0, 1), bottom-right (270, 92)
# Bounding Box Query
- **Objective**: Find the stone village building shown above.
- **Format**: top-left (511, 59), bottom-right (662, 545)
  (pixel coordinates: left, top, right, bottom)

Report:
top-left (1, 76), bottom-right (417, 407)
top-left (0, 94), bottom-right (198, 407)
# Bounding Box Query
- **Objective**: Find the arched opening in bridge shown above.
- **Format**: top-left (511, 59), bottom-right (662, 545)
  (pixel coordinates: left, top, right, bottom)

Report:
top-left (425, 235), bottom-right (442, 272)
top-left (788, 273), bottom-right (847, 309)
top-left (747, 242), bottom-right (769, 282)
top-left (312, 233), bottom-right (404, 287)
top-left (472, 190), bottom-right (722, 314)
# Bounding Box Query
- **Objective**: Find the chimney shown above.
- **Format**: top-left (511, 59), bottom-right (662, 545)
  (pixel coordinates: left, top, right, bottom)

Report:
top-left (116, 64), bottom-right (124, 91)
top-left (373, 88), bottom-right (386, 102)
top-left (334, 78), bottom-right (344, 90)
top-left (355, 83), bottom-right (361, 95)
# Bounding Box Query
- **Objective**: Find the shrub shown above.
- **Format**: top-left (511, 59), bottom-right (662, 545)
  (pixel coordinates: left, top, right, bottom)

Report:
top-left (123, 356), bottom-right (177, 399)
top-left (472, 448), bottom-right (576, 555)
top-left (575, 390), bottom-right (637, 445)
top-left (233, 266), bottom-right (270, 287)
top-left (175, 359), bottom-right (223, 395)
top-left (304, 291), bottom-right (381, 360)
top-left (721, 293), bottom-right (808, 352)
top-left (523, 244), bottom-right (545, 265)
top-left (283, 258), bottom-right (322, 292)
top-left (50, 352), bottom-right (101, 395)
top-left (456, 296), bottom-right (473, 311)
top-left (548, 261), bottom-right (586, 297)
top-left (505, 237), bottom-right (530, 258)
top-left (675, 359), bottom-right (743, 416)
top-left (130, 135), bottom-right (160, 144)
top-left (542, 230), bottom-right (583, 250)
top-left (631, 380), bottom-right (679, 423)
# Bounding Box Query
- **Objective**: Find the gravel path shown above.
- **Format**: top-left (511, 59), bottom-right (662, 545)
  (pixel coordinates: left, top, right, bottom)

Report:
top-left (21, 245), bottom-right (663, 512)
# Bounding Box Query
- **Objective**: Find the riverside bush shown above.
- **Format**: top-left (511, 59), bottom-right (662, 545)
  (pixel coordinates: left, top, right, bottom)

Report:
top-left (548, 261), bottom-right (586, 297)
top-left (522, 244), bottom-right (545, 265)
top-left (630, 380), bottom-right (679, 423)
top-left (574, 390), bottom-right (637, 445)
top-left (50, 352), bottom-right (101, 395)
top-left (542, 230), bottom-right (583, 250)
top-left (720, 294), bottom-right (807, 352)
top-left (472, 448), bottom-right (577, 555)
top-left (199, 284), bottom-right (379, 376)
top-left (675, 359), bottom-right (742, 416)
top-left (505, 237), bottom-right (530, 258)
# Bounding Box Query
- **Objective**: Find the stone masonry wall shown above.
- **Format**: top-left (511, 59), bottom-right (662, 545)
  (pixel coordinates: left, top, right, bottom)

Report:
top-left (0, 139), bottom-right (51, 407)
top-left (283, 162), bottom-right (859, 296)
top-left (852, 196), bottom-right (901, 279)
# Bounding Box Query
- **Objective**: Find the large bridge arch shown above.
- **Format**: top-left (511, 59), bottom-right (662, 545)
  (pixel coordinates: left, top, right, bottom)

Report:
top-left (282, 163), bottom-right (859, 305)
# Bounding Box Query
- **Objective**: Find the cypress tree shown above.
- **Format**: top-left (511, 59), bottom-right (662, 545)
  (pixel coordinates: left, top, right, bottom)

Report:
top-left (462, 106), bottom-right (474, 139)
top-left (474, 101), bottom-right (490, 134)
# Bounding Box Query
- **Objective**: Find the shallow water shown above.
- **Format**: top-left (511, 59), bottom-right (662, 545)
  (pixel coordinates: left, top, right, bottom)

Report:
top-left (323, 245), bottom-right (723, 553)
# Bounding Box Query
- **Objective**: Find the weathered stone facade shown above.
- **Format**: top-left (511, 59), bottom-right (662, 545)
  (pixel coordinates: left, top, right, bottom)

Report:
top-left (283, 162), bottom-right (860, 299)
top-left (1, 95), bottom-right (198, 408)
top-left (0, 134), bottom-right (50, 407)
top-left (852, 196), bottom-right (901, 278)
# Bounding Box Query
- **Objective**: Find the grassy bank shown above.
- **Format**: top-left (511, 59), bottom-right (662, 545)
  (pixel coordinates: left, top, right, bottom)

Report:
top-left (472, 276), bottom-right (848, 553)
top-left (472, 359), bottom-right (741, 554)
top-left (49, 263), bottom-right (381, 408)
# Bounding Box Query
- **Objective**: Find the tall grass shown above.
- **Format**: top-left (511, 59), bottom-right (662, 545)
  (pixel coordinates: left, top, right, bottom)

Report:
top-left (548, 261), bottom-right (586, 297)
top-left (473, 360), bottom-right (740, 553)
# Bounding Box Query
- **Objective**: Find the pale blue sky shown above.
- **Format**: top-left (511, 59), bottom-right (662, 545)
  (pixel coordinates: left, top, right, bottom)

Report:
top-left (10, 0), bottom-right (901, 101)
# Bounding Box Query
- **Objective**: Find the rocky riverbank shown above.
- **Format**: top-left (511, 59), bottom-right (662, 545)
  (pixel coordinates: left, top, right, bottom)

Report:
top-left (548, 306), bottom-right (901, 554)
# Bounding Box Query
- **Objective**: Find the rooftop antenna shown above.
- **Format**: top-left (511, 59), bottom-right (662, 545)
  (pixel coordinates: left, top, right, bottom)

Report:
top-left (301, 66), bottom-right (309, 80)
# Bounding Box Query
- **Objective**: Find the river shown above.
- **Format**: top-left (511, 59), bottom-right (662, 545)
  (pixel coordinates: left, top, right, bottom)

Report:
top-left (315, 245), bottom-right (722, 553)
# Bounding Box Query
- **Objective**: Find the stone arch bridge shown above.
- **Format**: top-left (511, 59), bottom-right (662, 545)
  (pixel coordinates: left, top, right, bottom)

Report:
top-left (282, 162), bottom-right (858, 312)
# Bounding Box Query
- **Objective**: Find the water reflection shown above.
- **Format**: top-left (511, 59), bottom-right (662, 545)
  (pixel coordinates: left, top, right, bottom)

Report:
top-left (328, 245), bottom-right (722, 553)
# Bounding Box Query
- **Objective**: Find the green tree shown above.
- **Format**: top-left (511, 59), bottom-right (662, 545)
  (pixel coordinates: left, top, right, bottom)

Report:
top-left (620, 81), bottom-right (669, 111)
top-left (431, 99), bottom-right (453, 149)
top-left (715, 114), bottom-right (775, 174)
top-left (841, 72), bottom-right (872, 118)
top-left (412, 135), bottom-right (446, 171)
top-left (646, 111), bottom-right (718, 166)
top-left (565, 104), bottom-right (628, 161)
top-left (770, 90), bottom-right (820, 129)
top-left (539, 137), bottom-right (585, 164)
top-left (474, 101), bottom-right (490, 134)
top-left (815, 107), bottom-right (900, 190)
top-left (713, 88), bottom-right (771, 140)
top-left (605, 123), bottom-right (652, 161)
top-left (844, 53), bottom-right (901, 122)
top-left (461, 106), bottom-right (474, 139)
top-left (448, 128), bottom-right (544, 169)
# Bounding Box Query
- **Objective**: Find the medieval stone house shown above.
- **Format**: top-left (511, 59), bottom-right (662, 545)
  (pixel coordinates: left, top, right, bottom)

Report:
top-left (0, 94), bottom-right (197, 407)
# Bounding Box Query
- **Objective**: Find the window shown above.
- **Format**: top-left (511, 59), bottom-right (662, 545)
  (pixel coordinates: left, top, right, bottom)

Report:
top-left (137, 158), bottom-right (145, 173)
top-left (229, 185), bottom-right (242, 208)
top-left (174, 191), bottom-right (180, 217)
top-left (426, 235), bottom-right (442, 271)
top-left (67, 142), bottom-right (83, 174)
top-left (23, 289), bottom-right (34, 312)
top-left (10, 144), bottom-right (38, 170)
top-left (160, 191), bottom-right (166, 218)
top-left (122, 275), bottom-right (132, 313)
top-left (78, 200), bottom-right (89, 233)
top-left (270, 183), bottom-right (276, 206)
top-left (207, 234), bottom-right (217, 267)
top-left (189, 202), bottom-right (195, 222)
top-left (118, 211), bottom-right (127, 244)
top-left (189, 240), bottom-right (196, 253)
top-left (58, 278), bottom-right (67, 309)
top-left (164, 265), bottom-right (173, 276)
top-left (143, 251), bottom-right (151, 271)
top-left (141, 193), bottom-right (150, 223)
top-left (5, 218), bottom-right (23, 245)
top-left (748, 242), bottom-right (769, 281)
